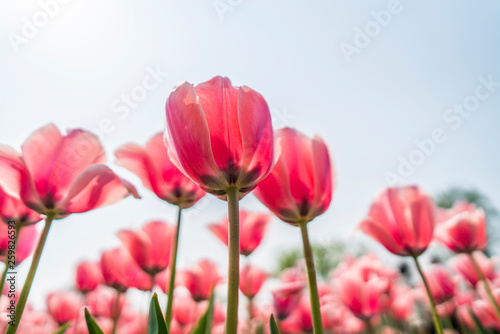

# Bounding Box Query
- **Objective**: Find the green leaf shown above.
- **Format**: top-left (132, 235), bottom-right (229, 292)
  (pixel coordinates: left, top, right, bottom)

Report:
top-left (51, 322), bottom-right (71, 334)
top-left (192, 293), bottom-right (215, 334)
top-left (469, 307), bottom-right (489, 334)
top-left (148, 293), bottom-right (169, 334)
top-left (270, 314), bottom-right (281, 334)
top-left (84, 308), bottom-right (105, 334)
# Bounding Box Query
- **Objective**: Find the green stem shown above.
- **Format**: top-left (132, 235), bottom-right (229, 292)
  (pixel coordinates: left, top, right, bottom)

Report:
top-left (111, 290), bottom-right (122, 334)
top-left (411, 255), bottom-right (443, 334)
top-left (165, 206), bottom-right (183, 327)
top-left (364, 318), bottom-right (375, 334)
top-left (225, 186), bottom-right (240, 334)
top-left (247, 296), bottom-right (253, 334)
top-left (299, 223), bottom-right (324, 334)
top-left (5, 214), bottom-right (55, 334)
top-left (468, 251), bottom-right (500, 321)
top-left (0, 223), bottom-right (21, 305)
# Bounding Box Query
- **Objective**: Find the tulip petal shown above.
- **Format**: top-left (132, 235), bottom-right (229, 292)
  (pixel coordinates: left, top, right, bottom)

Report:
top-left (358, 218), bottom-right (407, 255)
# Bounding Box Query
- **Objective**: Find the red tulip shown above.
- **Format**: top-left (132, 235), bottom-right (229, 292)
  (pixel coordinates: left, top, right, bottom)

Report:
top-left (118, 221), bottom-right (176, 275)
top-left (0, 124), bottom-right (139, 218)
top-left (100, 248), bottom-right (153, 292)
top-left (115, 132), bottom-right (205, 208)
top-left (253, 128), bottom-right (333, 225)
top-left (435, 206), bottom-right (487, 253)
top-left (0, 223), bottom-right (39, 265)
top-left (358, 186), bottom-right (436, 257)
top-left (272, 281), bottom-right (305, 320)
top-left (46, 291), bottom-right (83, 325)
top-left (208, 210), bottom-right (271, 256)
top-left (0, 186), bottom-right (42, 226)
top-left (165, 76), bottom-right (275, 198)
top-left (176, 259), bottom-right (221, 301)
top-left (239, 265), bottom-right (268, 299)
top-left (75, 261), bottom-right (104, 293)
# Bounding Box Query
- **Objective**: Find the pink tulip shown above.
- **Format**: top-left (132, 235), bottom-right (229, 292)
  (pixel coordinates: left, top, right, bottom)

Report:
top-left (390, 285), bottom-right (414, 321)
top-left (421, 265), bottom-right (456, 306)
top-left (165, 76), bottom-right (275, 198)
top-left (118, 221), bottom-right (176, 275)
top-left (85, 286), bottom-right (127, 319)
top-left (13, 310), bottom-right (58, 334)
top-left (455, 290), bottom-right (476, 329)
top-left (75, 261), bottom-right (104, 293)
top-left (115, 132), bottom-right (205, 208)
top-left (46, 291), bottom-right (83, 325)
top-left (0, 223), bottom-right (39, 265)
top-left (100, 248), bottom-right (153, 292)
top-left (208, 210), bottom-right (271, 256)
top-left (0, 124), bottom-right (139, 218)
top-left (0, 186), bottom-right (42, 226)
top-left (239, 265), bottom-right (268, 298)
top-left (449, 251), bottom-right (496, 287)
top-left (358, 186), bottom-right (436, 256)
top-left (176, 259), bottom-right (221, 301)
top-left (435, 206), bottom-right (487, 253)
top-left (437, 201), bottom-right (477, 223)
top-left (272, 281), bottom-right (305, 320)
top-left (253, 128), bottom-right (333, 225)
top-left (172, 289), bottom-right (199, 328)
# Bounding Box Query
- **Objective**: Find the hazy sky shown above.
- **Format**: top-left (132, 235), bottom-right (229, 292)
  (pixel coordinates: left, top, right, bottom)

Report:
top-left (1, 0), bottom-right (500, 308)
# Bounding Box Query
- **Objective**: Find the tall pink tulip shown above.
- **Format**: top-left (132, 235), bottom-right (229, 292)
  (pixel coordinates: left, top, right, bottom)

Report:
top-left (118, 221), bottom-right (175, 276)
top-left (254, 127), bottom-right (333, 334)
top-left (358, 186), bottom-right (442, 333)
top-left (435, 206), bottom-right (487, 253)
top-left (165, 76), bottom-right (275, 333)
top-left (75, 261), bottom-right (104, 293)
top-left (116, 132), bottom-right (206, 326)
top-left (449, 252), bottom-right (496, 287)
top-left (0, 124), bottom-right (139, 334)
top-left (46, 291), bottom-right (83, 325)
top-left (208, 210), bottom-right (271, 256)
top-left (239, 265), bottom-right (268, 299)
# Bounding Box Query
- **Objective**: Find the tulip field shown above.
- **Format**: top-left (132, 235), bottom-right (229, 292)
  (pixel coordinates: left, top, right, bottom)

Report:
top-left (0, 76), bottom-right (498, 334)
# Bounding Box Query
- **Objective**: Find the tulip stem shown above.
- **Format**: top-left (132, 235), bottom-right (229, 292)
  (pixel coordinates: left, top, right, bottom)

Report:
top-left (5, 214), bottom-right (55, 334)
top-left (411, 255), bottom-right (443, 334)
top-left (165, 206), bottom-right (183, 327)
top-left (299, 223), bottom-right (324, 334)
top-left (225, 186), bottom-right (240, 334)
top-left (111, 290), bottom-right (122, 334)
top-left (247, 296), bottom-right (253, 334)
top-left (364, 318), bottom-right (375, 334)
top-left (0, 223), bottom-right (21, 306)
top-left (468, 251), bottom-right (500, 321)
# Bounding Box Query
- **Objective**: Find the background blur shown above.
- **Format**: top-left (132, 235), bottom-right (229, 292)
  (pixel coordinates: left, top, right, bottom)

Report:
top-left (1, 0), bottom-right (500, 308)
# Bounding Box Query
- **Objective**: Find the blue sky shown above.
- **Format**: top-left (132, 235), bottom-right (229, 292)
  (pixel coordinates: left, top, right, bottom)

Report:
top-left (1, 0), bottom-right (500, 307)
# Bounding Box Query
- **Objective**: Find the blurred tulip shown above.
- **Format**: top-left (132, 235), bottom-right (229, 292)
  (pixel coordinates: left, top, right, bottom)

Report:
top-left (172, 289), bottom-right (199, 328)
top-left (46, 291), bottom-right (83, 325)
top-left (118, 221), bottom-right (176, 275)
top-left (449, 251), bottom-right (496, 287)
top-left (390, 285), bottom-right (414, 321)
top-left (12, 310), bottom-right (58, 334)
top-left (359, 186), bottom-right (436, 257)
top-left (209, 210), bottom-right (271, 256)
top-left (165, 76), bottom-right (275, 198)
top-left (115, 132), bottom-right (205, 208)
top-left (437, 201), bottom-right (477, 223)
top-left (254, 128), bottom-right (333, 225)
top-left (176, 259), bottom-right (221, 301)
top-left (272, 281), bottom-right (305, 320)
top-left (421, 265), bottom-right (456, 308)
top-left (0, 124), bottom-right (139, 218)
top-left (75, 261), bottom-right (104, 293)
top-left (239, 265), bottom-right (268, 299)
top-left (85, 286), bottom-right (127, 319)
top-left (100, 248), bottom-right (153, 292)
top-left (435, 206), bottom-right (487, 253)
top-left (0, 187), bottom-right (42, 226)
top-left (0, 223), bottom-right (39, 265)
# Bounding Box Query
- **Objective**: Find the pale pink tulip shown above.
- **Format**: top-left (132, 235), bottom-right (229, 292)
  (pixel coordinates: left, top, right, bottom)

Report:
top-left (358, 186), bottom-right (435, 256)
top-left (46, 291), bottom-right (83, 325)
top-left (239, 265), bottom-right (268, 298)
top-left (115, 132), bottom-right (205, 208)
top-left (85, 286), bottom-right (127, 319)
top-left (421, 265), bottom-right (456, 309)
top-left (165, 76), bottom-right (275, 198)
top-left (118, 221), bottom-right (176, 275)
top-left (172, 289), bottom-right (199, 328)
top-left (449, 251), bottom-right (496, 287)
top-left (0, 124), bottom-right (139, 218)
top-left (254, 127), bottom-right (333, 225)
top-left (208, 210), bottom-right (271, 256)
